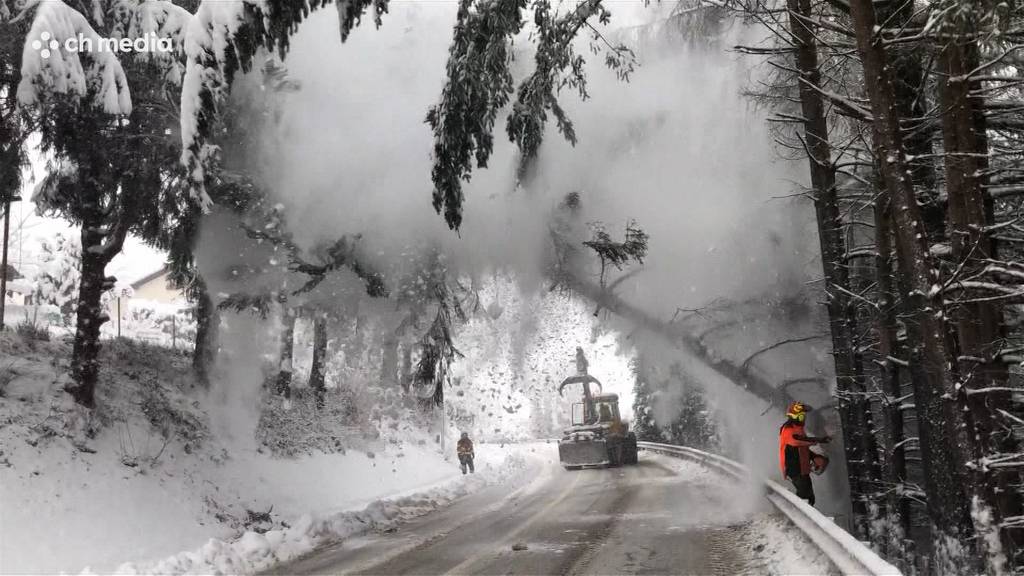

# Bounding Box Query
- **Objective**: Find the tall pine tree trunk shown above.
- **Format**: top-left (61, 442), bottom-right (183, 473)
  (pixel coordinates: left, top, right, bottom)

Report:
top-left (0, 198), bottom-right (9, 331)
top-left (308, 313), bottom-right (328, 409)
top-left (847, 0), bottom-right (976, 553)
top-left (785, 0), bottom-right (867, 531)
top-left (878, 1), bottom-right (942, 241)
top-left (938, 36), bottom-right (1021, 562)
top-left (873, 194), bottom-right (912, 547)
top-left (192, 278), bottom-right (218, 387)
top-left (68, 210), bottom-right (113, 409)
top-left (879, 17), bottom-right (933, 548)
top-left (277, 308), bottom-right (296, 398)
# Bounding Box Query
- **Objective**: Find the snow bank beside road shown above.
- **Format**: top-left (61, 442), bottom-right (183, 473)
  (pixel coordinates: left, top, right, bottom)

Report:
top-left (113, 446), bottom-right (543, 575)
top-left (2, 425), bottom-right (469, 574)
top-left (0, 333), bottom-right (545, 574)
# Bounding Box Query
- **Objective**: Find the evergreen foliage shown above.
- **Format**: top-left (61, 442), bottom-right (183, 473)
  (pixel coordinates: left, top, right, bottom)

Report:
top-left (34, 233), bottom-right (82, 323)
top-left (427, 0), bottom-right (634, 229)
top-left (631, 355), bottom-right (718, 451)
top-left (395, 251), bottom-right (468, 406)
top-left (583, 220), bottom-right (648, 287)
top-left (17, 0), bottom-right (196, 406)
top-left (630, 356), bottom-right (661, 442)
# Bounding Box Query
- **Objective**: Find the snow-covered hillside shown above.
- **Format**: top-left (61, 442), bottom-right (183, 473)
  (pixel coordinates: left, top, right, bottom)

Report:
top-left (0, 332), bottom-right (543, 573)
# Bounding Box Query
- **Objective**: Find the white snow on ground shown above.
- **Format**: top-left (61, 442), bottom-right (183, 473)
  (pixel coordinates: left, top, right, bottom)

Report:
top-left (649, 453), bottom-right (834, 575)
top-left (743, 514), bottom-right (836, 575)
top-left (650, 452), bottom-right (768, 523)
top-left (0, 333), bottom-right (544, 574)
top-left (112, 446), bottom-right (542, 575)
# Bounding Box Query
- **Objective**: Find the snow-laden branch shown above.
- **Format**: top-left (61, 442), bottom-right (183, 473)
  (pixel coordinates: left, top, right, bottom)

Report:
top-left (126, 0), bottom-right (193, 85)
top-left (886, 355), bottom-right (910, 367)
top-left (796, 77), bottom-right (873, 121)
top-left (240, 221), bottom-right (388, 298)
top-left (17, 0), bottom-right (131, 114)
top-left (965, 387), bottom-right (1022, 397)
top-left (426, 0), bottom-right (527, 231)
top-left (428, 0), bottom-right (630, 230)
top-left (891, 436), bottom-right (919, 452)
top-left (180, 0), bottom-right (264, 211)
top-left (180, 0), bottom-right (388, 211)
top-left (30, 157), bottom-right (77, 211)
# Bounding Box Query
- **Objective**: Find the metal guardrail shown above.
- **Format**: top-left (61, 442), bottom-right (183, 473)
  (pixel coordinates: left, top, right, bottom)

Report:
top-left (638, 441), bottom-right (902, 576)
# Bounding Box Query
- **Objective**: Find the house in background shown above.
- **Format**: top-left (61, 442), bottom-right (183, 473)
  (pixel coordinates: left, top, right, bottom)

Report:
top-left (106, 265), bottom-right (192, 345)
top-left (129, 266), bottom-right (184, 304)
top-left (2, 264), bottom-right (33, 306)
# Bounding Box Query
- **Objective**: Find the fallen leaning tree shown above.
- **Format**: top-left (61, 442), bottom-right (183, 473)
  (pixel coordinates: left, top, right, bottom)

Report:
top-left (562, 273), bottom-right (799, 410)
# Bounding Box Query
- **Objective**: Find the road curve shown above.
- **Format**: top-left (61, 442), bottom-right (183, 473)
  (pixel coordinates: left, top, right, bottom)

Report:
top-left (269, 452), bottom-right (818, 575)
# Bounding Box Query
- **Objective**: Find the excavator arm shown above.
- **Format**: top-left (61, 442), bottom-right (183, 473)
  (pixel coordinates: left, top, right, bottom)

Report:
top-left (558, 375), bottom-right (603, 424)
top-left (558, 348), bottom-right (638, 469)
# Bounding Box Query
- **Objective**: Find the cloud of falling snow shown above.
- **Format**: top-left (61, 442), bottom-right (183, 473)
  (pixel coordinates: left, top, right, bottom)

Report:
top-left (198, 2), bottom-right (837, 504)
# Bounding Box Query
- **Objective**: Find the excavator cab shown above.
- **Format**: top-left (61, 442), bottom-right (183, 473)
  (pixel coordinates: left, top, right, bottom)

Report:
top-left (572, 395), bottom-right (621, 425)
top-left (558, 349), bottom-right (639, 470)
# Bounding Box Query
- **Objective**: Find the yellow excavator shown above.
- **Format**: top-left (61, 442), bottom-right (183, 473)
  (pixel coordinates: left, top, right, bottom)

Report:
top-left (557, 348), bottom-right (639, 469)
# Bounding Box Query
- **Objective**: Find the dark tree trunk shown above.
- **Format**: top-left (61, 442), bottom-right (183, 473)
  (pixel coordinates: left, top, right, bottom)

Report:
top-left (68, 213), bottom-right (114, 409)
top-left (938, 37), bottom-right (1022, 562)
top-left (785, 0), bottom-right (868, 531)
top-left (873, 196), bottom-right (912, 543)
top-left (847, 0), bottom-right (976, 551)
top-left (277, 308), bottom-right (296, 398)
top-left (878, 13), bottom-right (932, 548)
top-left (967, 41), bottom-right (1024, 560)
top-left (0, 199), bottom-right (9, 331)
top-left (308, 313), bottom-right (328, 409)
top-left (879, 2), bottom-right (943, 242)
top-left (192, 278), bottom-right (218, 387)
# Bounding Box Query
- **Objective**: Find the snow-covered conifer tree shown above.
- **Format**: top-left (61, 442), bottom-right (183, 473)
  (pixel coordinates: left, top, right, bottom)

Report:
top-left (18, 0), bottom-right (193, 407)
top-left (34, 232), bottom-right (82, 324)
top-left (630, 355), bottom-right (662, 442)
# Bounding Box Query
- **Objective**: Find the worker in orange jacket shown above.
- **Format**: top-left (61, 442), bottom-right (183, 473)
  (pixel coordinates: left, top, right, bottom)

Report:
top-left (457, 432), bottom-right (475, 475)
top-left (779, 401), bottom-right (831, 506)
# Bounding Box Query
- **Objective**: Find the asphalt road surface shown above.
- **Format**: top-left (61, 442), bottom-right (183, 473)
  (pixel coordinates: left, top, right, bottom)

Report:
top-left (270, 452), bottom-right (813, 575)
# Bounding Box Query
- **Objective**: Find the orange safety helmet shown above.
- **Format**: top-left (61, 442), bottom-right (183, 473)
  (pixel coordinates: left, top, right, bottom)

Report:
top-left (786, 401), bottom-right (810, 422)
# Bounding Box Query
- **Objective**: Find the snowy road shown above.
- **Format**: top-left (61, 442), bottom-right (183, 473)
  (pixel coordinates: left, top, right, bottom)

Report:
top-left (269, 451), bottom-right (828, 575)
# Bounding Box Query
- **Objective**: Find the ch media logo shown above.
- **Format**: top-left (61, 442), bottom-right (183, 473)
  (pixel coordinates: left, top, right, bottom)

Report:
top-left (29, 30), bottom-right (173, 60)
top-left (31, 31), bottom-right (60, 59)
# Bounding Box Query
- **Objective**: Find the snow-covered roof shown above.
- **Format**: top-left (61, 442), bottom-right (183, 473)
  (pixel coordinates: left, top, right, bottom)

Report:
top-left (2, 263), bottom-right (22, 281)
top-left (12, 262), bottom-right (42, 281)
